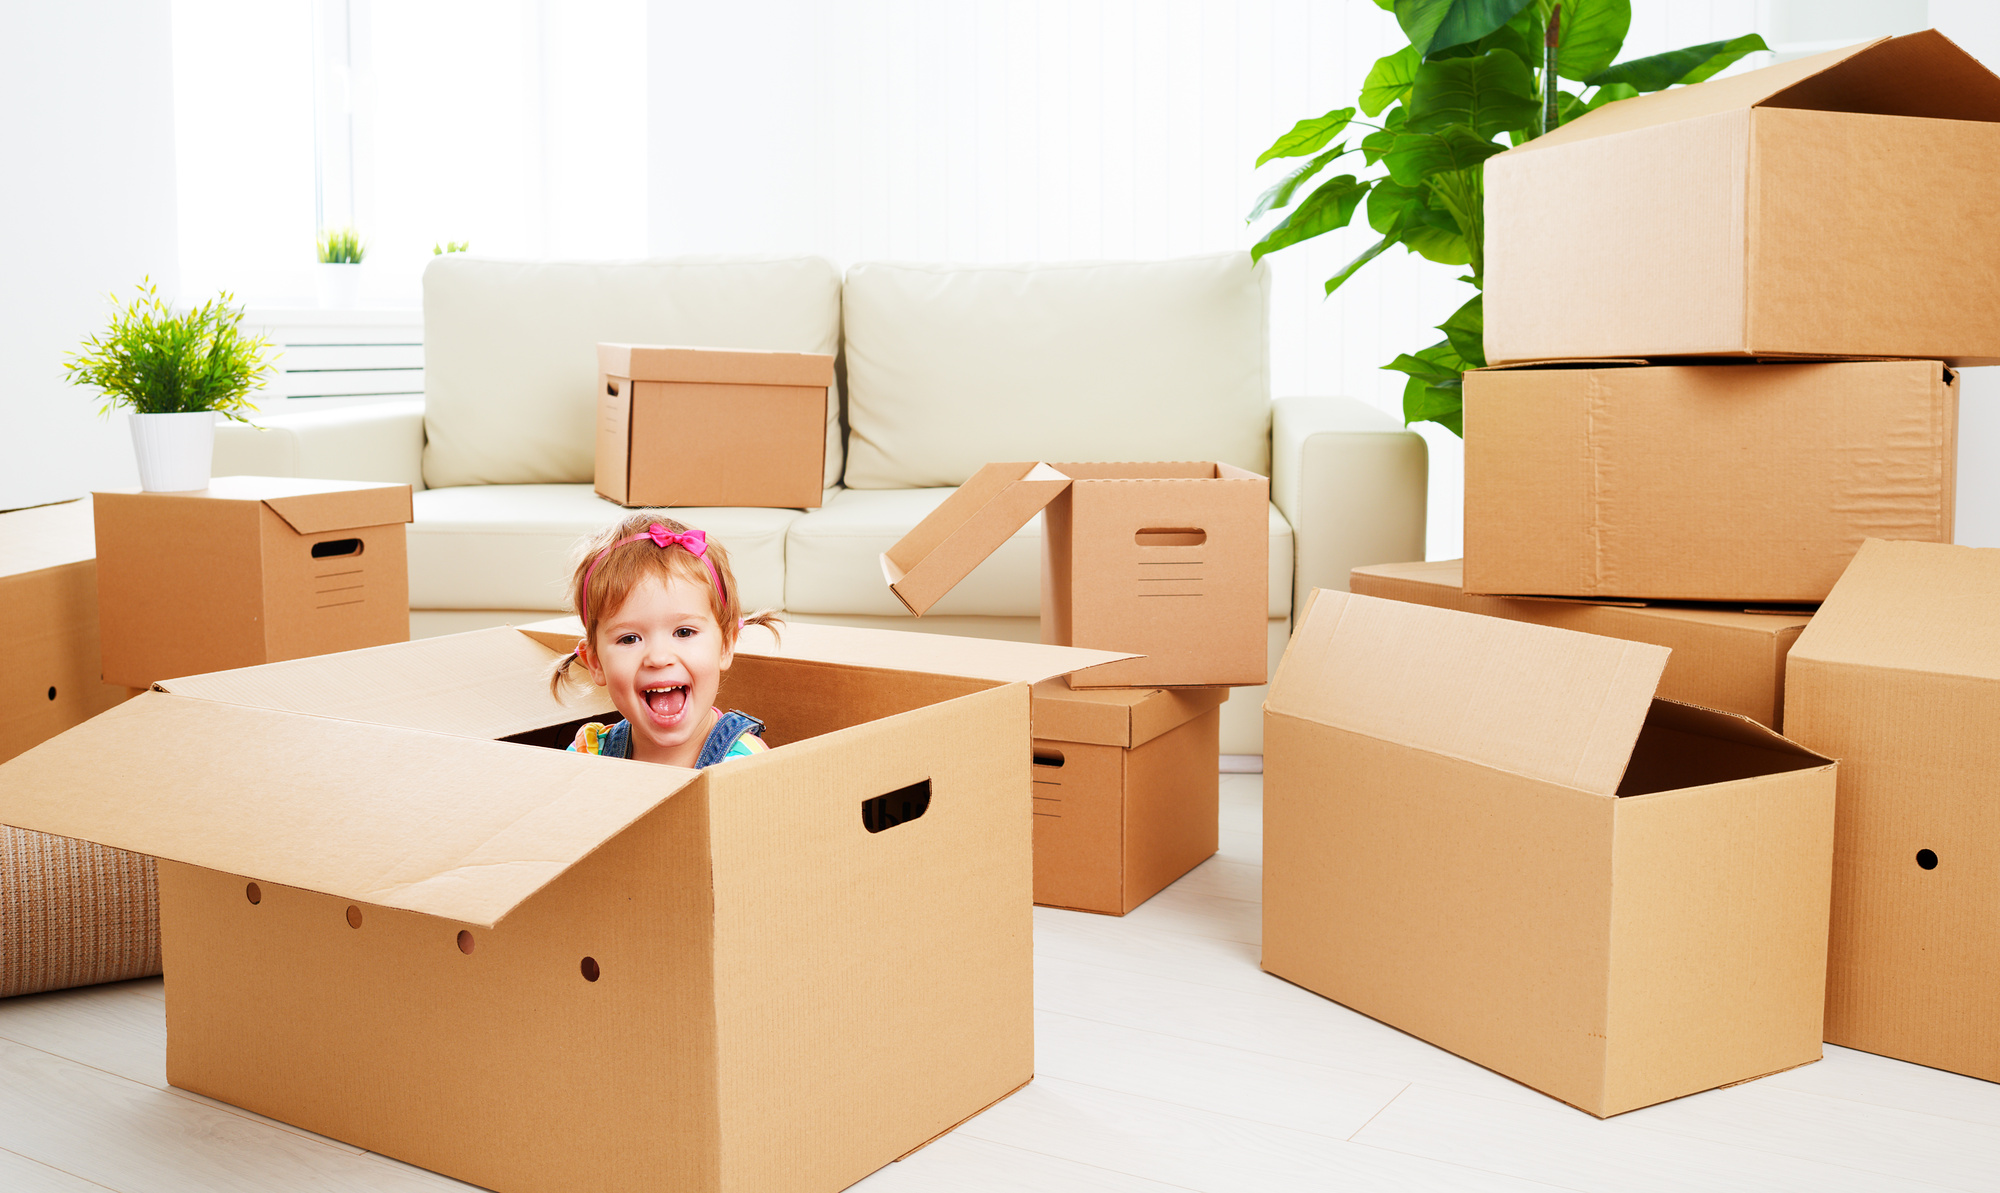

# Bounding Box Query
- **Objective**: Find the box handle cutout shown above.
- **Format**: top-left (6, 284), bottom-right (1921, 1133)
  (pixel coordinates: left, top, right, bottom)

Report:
top-left (1917, 849), bottom-right (1939, 870)
top-left (581, 956), bottom-right (601, 982)
top-left (862, 780), bottom-right (932, 834)
top-left (1033, 749), bottom-right (1065, 769)
top-left (606, 380), bottom-right (620, 397)
top-left (345, 905), bottom-right (363, 929)
top-left (45, 686), bottom-right (55, 701)
top-left (1135, 528), bottom-right (1206, 547)
top-left (311, 538), bottom-right (364, 559)
top-left (457, 930), bottom-right (476, 954)
top-left (244, 882), bottom-right (262, 906)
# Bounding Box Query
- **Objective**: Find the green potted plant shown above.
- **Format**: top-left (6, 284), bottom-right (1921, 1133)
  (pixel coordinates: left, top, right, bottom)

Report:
top-left (64, 280), bottom-right (277, 492)
top-left (316, 226), bottom-right (366, 308)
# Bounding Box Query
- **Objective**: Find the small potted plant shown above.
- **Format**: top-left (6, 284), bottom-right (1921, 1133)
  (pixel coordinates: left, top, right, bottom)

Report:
top-left (316, 226), bottom-right (366, 307)
top-left (64, 280), bottom-right (276, 492)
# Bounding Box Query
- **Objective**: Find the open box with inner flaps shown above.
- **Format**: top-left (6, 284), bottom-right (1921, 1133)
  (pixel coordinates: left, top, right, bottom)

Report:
top-left (0, 620), bottom-right (1132, 1193)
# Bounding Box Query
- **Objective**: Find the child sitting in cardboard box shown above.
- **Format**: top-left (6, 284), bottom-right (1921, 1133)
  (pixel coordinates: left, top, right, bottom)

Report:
top-left (549, 515), bottom-right (782, 767)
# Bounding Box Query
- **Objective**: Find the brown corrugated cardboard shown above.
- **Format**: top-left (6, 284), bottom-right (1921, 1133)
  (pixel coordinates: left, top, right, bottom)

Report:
top-left (1352, 559), bottom-right (1810, 730)
top-left (0, 620), bottom-right (1131, 1192)
top-left (0, 499), bottom-right (135, 763)
top-left (93, 476), bottom-right (413, 689)
top-left (1463, 359), bottom-right (1956, 603)
top-left (1264, 590), bottom-right (1836, 1117)
top-left (1783, 539), bottom-right (2000, 1084)
top-left (1030, 680), bottom-right (1226, 915)
top-left (596, 342), bottom-right (834, 509)
top-left (884, 460), bottom-right (1270, 688)
top-left (1486, 30), bottom-right (2000, 364)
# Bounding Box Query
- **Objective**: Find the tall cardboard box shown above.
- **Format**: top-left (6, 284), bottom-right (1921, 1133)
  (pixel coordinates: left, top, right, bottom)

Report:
top-left (1784, 539), bottom-right (2000, 1083)
top-left (0, 621), bottom-right (1128, 1192)
top-left (1264, 591), bottom-right (1837, 1117)
top-left (597, 343), bottom-right (834, 509)
top-left (0, 499), bottom-right (135, 763)
top-left (1352, 559), bottom-right (1810, 730)
top-left (1486, 30), bottom-right (2000, 364)
top-left (1030, 680), bottom-right (1225, 915)
top-left (883, 461), bottom-right (1270, 688)
top-left (1463, 359), bottom-right (1956, 603)
top-left (93, 476), bottom-right (413, 689)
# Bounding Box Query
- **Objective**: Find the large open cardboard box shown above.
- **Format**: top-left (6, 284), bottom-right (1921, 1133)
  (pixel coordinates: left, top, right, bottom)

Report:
top-left (1264, 591), bottom-right (1837, 1117)
top-left (94, 476), bottom-right (413, 689)
top-left (1030, 679), bottom-right (1225, 915)
top-left (1351, 559), bottom-right (1810, 730)
top-left (1485, 30), bottom-right (2000, 364)
top-left (882, 461), bottom-right (1269, 688)
top-left (1462, 359), bottom-right (1956, 603)
top-left (596, 343), bottom-right (834, 509)
top-left (1785, 539), bottom-right (2000, 1084)
top-left (0, 498), bottom-right (135, 763)
top-left (0, 620), bottom-right (1129, 1192)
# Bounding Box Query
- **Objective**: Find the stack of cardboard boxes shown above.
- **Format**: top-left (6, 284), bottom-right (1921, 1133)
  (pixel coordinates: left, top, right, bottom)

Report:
top-left (1269, 30), bottom-right (2000, 1114)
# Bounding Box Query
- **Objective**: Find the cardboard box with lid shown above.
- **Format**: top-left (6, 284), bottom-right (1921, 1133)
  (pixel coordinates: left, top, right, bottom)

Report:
top-left (1462, 358), bottom-right (1956, 604)
top-left (1263, 590), bottom-right (1836, 1117)
top-left (0, 619), bottom-right (1129, 1193)
top-left (1485, 30), bottom-right (2000, 365)
top-left (93, 476), bottom-right (413, 689)
top-left (1784, 539), bottom-right (2000, 1084)
top-left (882, 460), bottom-right (1270, 688)
top-left (0, 498), bottom-right (136, 763)
top-left (596, 343), bottom-right (835, 510)
top-left (1351, 559), bottom-right (1810, 731)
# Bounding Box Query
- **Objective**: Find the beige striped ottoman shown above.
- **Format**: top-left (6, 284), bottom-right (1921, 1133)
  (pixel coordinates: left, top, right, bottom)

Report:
top-left (1, 827), bottom-right (159, 998)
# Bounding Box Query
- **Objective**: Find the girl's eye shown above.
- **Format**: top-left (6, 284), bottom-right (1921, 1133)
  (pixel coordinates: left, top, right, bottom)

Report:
top-left (674, 626), bottom-right (698, 639)
top-left (616, 633), bottom-right (640, 646)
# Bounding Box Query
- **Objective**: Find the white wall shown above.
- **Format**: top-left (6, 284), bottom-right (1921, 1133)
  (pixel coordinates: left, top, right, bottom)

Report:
top-left (0, 1), bottom-right (180, 511)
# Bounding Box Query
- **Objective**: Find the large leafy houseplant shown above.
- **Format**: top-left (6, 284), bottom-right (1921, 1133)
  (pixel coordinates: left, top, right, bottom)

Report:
top-left (64, 280), bottom-right (274, 422)
top-left (1248, 0), bottom-right (1766, 434)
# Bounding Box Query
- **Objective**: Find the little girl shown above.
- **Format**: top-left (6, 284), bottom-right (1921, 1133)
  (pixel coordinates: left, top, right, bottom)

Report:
top-left (550, 514), bottom-right (782, 767)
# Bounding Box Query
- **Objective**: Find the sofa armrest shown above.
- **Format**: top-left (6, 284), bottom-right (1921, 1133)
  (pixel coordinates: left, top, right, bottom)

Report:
top-left (215, 399), bottom-right (428, 490)
top-left (1271, 396), bottom-right (1427, 618)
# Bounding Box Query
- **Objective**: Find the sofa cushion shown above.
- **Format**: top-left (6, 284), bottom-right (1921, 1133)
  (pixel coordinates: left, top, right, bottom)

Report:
top-left (409, 484), bottom-right (798, 613)
top-left (422, 256), bottom-right (844, 491)
top-left (841, 253), bottom-right (1273, 489)
top-left (785, 486), bottom-right (1295, 619)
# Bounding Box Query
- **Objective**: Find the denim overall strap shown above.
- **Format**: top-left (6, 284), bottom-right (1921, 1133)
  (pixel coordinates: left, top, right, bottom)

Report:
top-left (600, 720), bottom-right (633, 759)
top-left (697, 710), bottom-right (766, 768)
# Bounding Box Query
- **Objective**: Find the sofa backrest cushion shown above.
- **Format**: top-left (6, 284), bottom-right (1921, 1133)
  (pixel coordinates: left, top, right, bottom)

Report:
top-left (840, 253), bottom-right (1271, 489)
top-left (422, 256), bottom-right (844, 490)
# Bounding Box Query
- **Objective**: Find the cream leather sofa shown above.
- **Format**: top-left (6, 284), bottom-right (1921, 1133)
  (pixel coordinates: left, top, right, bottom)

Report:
top-left (216, 253), bottom-right (1427, 753)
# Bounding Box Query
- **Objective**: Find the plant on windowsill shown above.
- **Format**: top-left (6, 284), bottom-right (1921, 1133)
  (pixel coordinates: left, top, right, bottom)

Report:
top-left (64, 280), bottom-right (277, 492)
top-left (1246, 0), bottom-right (1766, 435)
top-left (432, 240), bottom-right (470, 254)
top-left (316, 226), bottom-right (366, 308)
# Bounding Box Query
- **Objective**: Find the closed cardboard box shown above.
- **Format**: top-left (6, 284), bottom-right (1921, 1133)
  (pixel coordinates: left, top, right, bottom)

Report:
top-left (883, 461), bottom-right (1270, 688)
top-left (0, 620), bottom-right (1129, 1192)
top-left (1351, 559), bottom-right (1809, 730)
top-left (1463, 359), bottom-right (1956, 603)
top-left (1030, 679), bottom-right (1225, 915)
top-left (597, 343), bottom-right (833, 509)
top-left (1486, 31), bottom-right (2000, 365)
top-left (1784, 539), bottom-right (2000, 1084)
top-left (93, 477), bottom-right (413, 689)
top-left (1264, 591), bottom-right (1836, 1117)
top-left (0, 499), bottom-right (136, 763)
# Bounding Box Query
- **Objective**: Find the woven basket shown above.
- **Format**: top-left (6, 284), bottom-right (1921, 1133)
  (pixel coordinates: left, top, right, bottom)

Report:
top-left (0, 826), bottom-right (160, 998)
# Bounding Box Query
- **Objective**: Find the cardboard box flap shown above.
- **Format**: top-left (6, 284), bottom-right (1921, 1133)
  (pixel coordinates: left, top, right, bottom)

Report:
top-left (1790, 539), bottom-right (2000, 681)
top-left (1269, 591), bottom-right (1668, 795)
top-left (257, 486), bottom-right (413, 536)
top-left (597, 342), bottom-right (835, 388)
top-left (880, 462), bottom-right (1073, 616)
top-left (1030, 679), bottom-right (1226, 747)
top-left (0, 692), bottom-right (699, 928)
top-left (159, 627), bottom-right (613, 738)
top-left (0, 498), bottom-right (93, 578)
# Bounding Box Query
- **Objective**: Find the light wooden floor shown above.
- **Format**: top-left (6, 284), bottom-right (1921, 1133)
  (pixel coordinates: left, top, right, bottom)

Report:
top-left (4, 774), bottom-right (1998, 1192)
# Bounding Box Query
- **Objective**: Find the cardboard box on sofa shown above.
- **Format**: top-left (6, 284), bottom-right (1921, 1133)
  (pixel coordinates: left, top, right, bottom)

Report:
top-left (1263, 590), bottom-right (1836, 1118)
top-left (1485, 30), bottom-right (2000, 365)
top-left (1030, 679), bottom-right (1225, 915)
top-left (882, 461), bottom-right (1269, 688)
top-left (1784, 539), bottom-right (2000, 1084)
top-left (1463, 358), bottom-right (1956, 604)
top-left (93, 476), bottom-right (413, 690)
top-left (596, 343), bottom-right (834, 509)
top-left (1351, 559), bottom-right (1810, 731)
top-left (0, 619), bottom-right (1128, 1192)
top-left (0, 499), bottom-right (136, 764)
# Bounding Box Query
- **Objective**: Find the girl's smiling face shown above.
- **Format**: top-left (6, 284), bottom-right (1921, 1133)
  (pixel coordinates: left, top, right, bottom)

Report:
top-left (578, 572), bottom-right (733, 767)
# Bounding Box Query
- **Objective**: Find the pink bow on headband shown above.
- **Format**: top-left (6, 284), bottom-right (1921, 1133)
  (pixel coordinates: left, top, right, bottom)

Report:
top-left (580, 523), bottom-right (727, 624)
top-left (642, 524), bottom-right (708, 554)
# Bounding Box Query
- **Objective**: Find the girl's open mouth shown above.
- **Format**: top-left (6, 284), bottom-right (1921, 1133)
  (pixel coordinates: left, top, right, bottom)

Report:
top-left (642, 684), bottom-right (690, 723)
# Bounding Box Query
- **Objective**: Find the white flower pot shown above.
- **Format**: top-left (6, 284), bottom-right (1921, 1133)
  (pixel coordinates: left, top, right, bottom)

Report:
top-left (317, 262), bottom-right (362, 308)
top-left (129, 411), bottom-right (217, 492)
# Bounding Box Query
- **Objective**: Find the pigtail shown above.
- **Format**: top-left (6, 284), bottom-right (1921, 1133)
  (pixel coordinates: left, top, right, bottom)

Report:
top-left (738, 609), bottom-right (785, 647)
top-left (548, 648), bottom-right (588, 702)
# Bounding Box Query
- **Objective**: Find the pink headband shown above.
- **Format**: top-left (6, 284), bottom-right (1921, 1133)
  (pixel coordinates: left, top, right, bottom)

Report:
top-left (579, 523), bottom-right (726, 626)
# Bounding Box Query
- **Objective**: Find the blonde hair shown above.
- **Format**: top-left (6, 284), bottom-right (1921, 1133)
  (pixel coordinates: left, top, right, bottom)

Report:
top-left (549, 512), bottom-right (782, 700)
